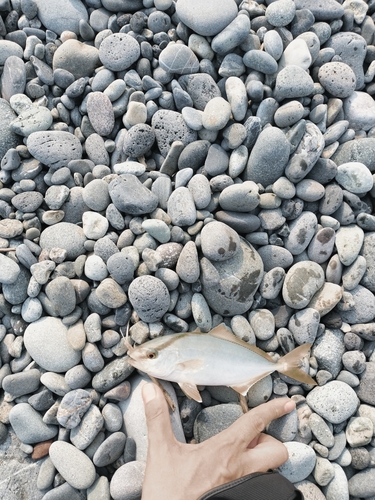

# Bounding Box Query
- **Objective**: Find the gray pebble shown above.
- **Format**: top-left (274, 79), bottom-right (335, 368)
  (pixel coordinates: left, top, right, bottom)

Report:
top-left (99, 33), bottom-right (140, 72)
top-left (356, 362), bottom-right (375, 406)
top-left (211, 14), bottom-right (250, 55)
top-left (282, 261), bottom-right (324, 310)
top-left (123, 124), bottom-right (155, 157)
top-left (318, 62), bottom-right (356, 98)
top-left (2, 369), bottom-right (40, 399)
top-left (27, 131), bottom-right (82, 170)
top-left (178, 73), bottom-right (221, 111)
top-left (257, 245), bottom-right (294, 272)
top-left (128, 275), bottom-right (170, 322)
top-left (9, 402), bottom-right (58, 444)
top-left (323, 463), bottom-right (349, 500)
top-left (349, 468), bottom-right (375, 498)
top-left (93, 431), bottom-right (126, 467)
top-left (243, 49), bottom-right (278, 75)
top-left (109, 175), bottom-right (158, 216)
top-left (326, 32), bottom-right (366, 89)
top-left (309, 413), bottom-right (335, 448)
top-left (284, 211), bottom-right (318, 255)
top-left (152, 109), bottom-right (197, 157)
top-left (278, 441), bottom-right (316, 483)
top-left (175, 0), bottom-right (237, 37)
top-left (312, 328), bottom-right (345, 378)
top-left (110, 461), bottom-right (145, 500)
top-left (306, 381), bottom-right (359, 424)
top-left (159, 42), bottom-right (199, 75)
top-left (49, 440), bottom-right (96, 489)
top-left (194, 403), bottom-right (243, 442)
top-left (274, 65), bottom-right (314, 101)
top-left (70, 404), bottom-right (104, 450)
top-left (167, 186), bottom-right (196, 227)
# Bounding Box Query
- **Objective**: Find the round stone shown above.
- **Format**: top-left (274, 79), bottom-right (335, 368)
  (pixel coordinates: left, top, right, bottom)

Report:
top-left (201, 221), bottom-right (240, 262)
top-left (24, 317), bottom-right (81, 372)
top-left (266, 0), bottom-right (296, 27)
top-left (110, 461), bottom-right (146, 500)
top-left (278, 442), bottom-right (316, 483)
top-left (122, 124), bottom-right (155, 157)
top-left (336, 162), bottom-right (373, 193)
top-left (159, 43), bottom-right (199, 75)
top-left (9, 403), bottom-right (58, 445)
top-left (306, 381), bottom-right (359, 424)
top-left (344, 91), bottom-right (375, 131)
top-left (282, 261), bottom-right (325, 310)
top-left (175, 0), bottom-right (238, 36)
top-left (318, 62), bottom-right (356, 98)
top-left (128, 275), bottom-right (170, 322)
top-left (99, 33), bottom-right (140, 72)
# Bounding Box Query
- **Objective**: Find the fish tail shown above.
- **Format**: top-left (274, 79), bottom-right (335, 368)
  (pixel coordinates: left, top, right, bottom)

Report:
top-left (276, 343), bottom-right (317, 386)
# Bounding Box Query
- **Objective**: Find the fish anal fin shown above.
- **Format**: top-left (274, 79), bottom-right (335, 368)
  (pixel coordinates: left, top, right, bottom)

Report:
top-left (230, 371), bottom-right (273, 396)
top-left (179, 382), bottom-right (202, 402)
top-left (175, 359), bottom-right (204, 371)
top-left (276, 343), bottom-right (317, 386)
top-left (208, 324), bottom-right (275, 363)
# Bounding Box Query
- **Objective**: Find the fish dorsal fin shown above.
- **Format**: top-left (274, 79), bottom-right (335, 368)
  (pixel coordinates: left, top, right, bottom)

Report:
top-left (208, 324), bottom-right (275, 363)
top-left (230, 371), bottom-right (274, 396)
top-left (178, 382), bottom-right (202, 402)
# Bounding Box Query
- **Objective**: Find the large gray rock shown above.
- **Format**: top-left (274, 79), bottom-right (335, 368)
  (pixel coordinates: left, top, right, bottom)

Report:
top-left (35, 0), bottom-right (88, 34)
top-left (27, 131), bottom-right (82, 170)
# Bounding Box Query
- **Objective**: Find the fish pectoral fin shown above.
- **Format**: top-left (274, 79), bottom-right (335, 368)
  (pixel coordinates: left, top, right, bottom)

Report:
top-left (178, 382), bottom-right (202, 402)
top-left (230, 371), bottom-right (274, 396)
top-left (175, 359), bottom-right (204, 371)
top-left (208, 324), bottom-right (275, 363)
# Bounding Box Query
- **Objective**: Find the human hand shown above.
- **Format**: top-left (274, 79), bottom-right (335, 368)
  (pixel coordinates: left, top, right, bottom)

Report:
top-left (140, 382), bottom-right (295, 500)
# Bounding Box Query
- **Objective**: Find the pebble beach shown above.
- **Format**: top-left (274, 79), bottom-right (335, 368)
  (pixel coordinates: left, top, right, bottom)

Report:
top-left (1, 0), bottom-right (375, 498)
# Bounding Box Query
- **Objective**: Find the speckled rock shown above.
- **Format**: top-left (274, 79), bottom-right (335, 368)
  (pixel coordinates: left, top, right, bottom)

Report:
top-left (278, 442), bottom-right (316, 483)
top-left (282, 261), bottom-right (325, 310)
top-left (128, 275), bottom-right (170, 322)
top-left (306, 381), bottom-right (359, 424)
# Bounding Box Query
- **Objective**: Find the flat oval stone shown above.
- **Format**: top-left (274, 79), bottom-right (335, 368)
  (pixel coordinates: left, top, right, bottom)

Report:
top-left (201, 238), bottom-right (263, 316)
top-left (219, 181), bottom-right (259, 212)
top-left (201, 221), bottom-right (240, 262)
top-left (87, 91), bottom-right (114, 137)
top-left (109, 175), bottom-right (158, 215)
top-left (211, 14), bottom-right (250, 55)
top-left (283, 261), bottom-right (325, 310)
top-left (279, 442), bottom-right (316, 483)
top-left (294, 0), bottom-right (344, 20)
top-left (49, 440), bottom-right (96, 489)
top-left (11, 191), bottom-right (43, 212)
top-left (93, 431), bottom-right (126, 467)
top-left (284, 211), bottom-right (318, 255)
top-left (0, 41), bottom-right (23, 65)
top-left (53, 39), bottom-right (100, 79)
top-left (24, 317), bottom-right (81, 372)
top-left (245, 127), bottom-right (290, 186)
top-left (10, 105), bottom-right (53, 137)
top-left (336, 225), bottom-right (364, 266)
top-left (9, 403), bottom-right (58, 444)
top-left (27, 131), bottom-right (82, 170)
top-left (167, 186), bottom-right (196, 227)
top-left (34, 0), bottom-right (88, 35)
top-left (266, 0), bottom-right (296, 27)
top-left (349, 468), bottom-right (375, 498)
top-left (110, 461), bottom-right (145, 500)
top-left (40, 222), bottom-right (86, 259)
top-left (202, 97), bottom-right (231, 131)
top-left (274, 65), bottom-right (315, 101)
top-left (336, 162), bottom-right (373, 193)
top-left (159, 43), bottom-right (199, 75)
top-left (0, 253), bottom-right (20, 284)
top-left (243, 50), bottom-right (278, 75)
top-left (306, 381), bottom-right (359, 424)
top-left (175, 0), bottom-right (238, 36)
top-left (56, 389), bottom-right (92, 429)
top-left (99, 33), bottom-right (140, 72)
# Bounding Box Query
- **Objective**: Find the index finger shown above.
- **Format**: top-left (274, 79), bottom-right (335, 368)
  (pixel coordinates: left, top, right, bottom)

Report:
top-left (219, 397), bottom-right (295, 448)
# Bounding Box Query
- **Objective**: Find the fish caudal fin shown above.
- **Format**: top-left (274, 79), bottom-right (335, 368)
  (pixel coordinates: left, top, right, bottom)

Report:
top-left (276, 343), bottom-right (317, 386)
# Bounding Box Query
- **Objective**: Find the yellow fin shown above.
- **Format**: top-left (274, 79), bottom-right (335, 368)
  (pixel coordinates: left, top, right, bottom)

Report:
top-left (276, 343), bottom-right (317, 386)
top-left (175, 359), bottom-right (204, 371)
top-left (208, 324), bottom-right (275, 363)
top-left (230, 371), bottom-right (274, 396)
top-left (178, 382), bottom-right (202, 402)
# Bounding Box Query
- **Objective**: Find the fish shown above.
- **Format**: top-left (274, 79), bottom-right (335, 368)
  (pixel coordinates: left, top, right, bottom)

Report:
top-left (126, 323), bottom-right (316, 402)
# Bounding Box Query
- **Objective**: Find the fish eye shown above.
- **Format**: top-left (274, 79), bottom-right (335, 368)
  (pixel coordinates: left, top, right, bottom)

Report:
top-left (146, 350), bottom-right (157, 360)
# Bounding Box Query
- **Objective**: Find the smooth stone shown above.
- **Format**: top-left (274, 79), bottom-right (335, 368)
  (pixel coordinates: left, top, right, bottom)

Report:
top-left (99, 33), bottom-right (140, 72)
top-left (245, 127), bottom-right (290, 186)
top-left (349, 468), bottom-right (375, 498)
top-left (202, 97), bottom-right (231, 131)
top-left (308, 282), bottom-right (343, 317)
top-left (306, 381), bottom-right (359, 424)
top-left (284, 211), bottom-right (318, 255)
top-left (307, 227), bottom-right (335, 264)
top-left (257, 245), bottom-right (293, 272)
top-left (87, 92), bottom-right (114, 137)
top-left (283, 261), bottom-right (324, 310)
top-left (159, 42), bottom-right (199, 75)
top-left (279, 38), bottom-right (312, 71)
top-left (274, 101), bottom-right (305, 128)
top-left (70, 404), bottom-right (104, 450)
top-left (318, 62), bottom-right (356, 98)
top-left (2, 369), bottom-right (41, 398)
top-left (119, 374), bottom-right (184, 461)
top-left (201, 238), bottom-right (263, 316)
top-left (96, 278), bottom-right (127, 308)
top-left (266, 0), bottom-right (296, 27)
top-left (357, 363), bottom-right (375, 405)
top-left (93, 431), bottom-right (126, 467)
top-left (288, 308), bottom-right (320, 345)
top-left (1, 57), bottom-right (26, 102)
top-left (167, 186), bottom-right (196, 227)
top-left (278, 442), bottom-right (316, 483)
top-left (339, 285), bottom-right (375, 324)
top-left (110, 461), bottom-right (146, 500)
top-left (215, 211), bottom-right (260, 234)
top-left (187, 173), bottom-right (211, 209)
top-left (2, 266), bottom-right (29, 305)
top-left (128, 275), bottom-right (170, 322)
top-left (152, 109), bottom-right (197, 157)
top-left (336, 162), bottom-right (373, 193)
top-left (0, 253), bottom-right (20, 284)
top-left (0, 98), bottom-right (20, 160)
top-left (34, 0), bottom-right (88, 34)
top-left (225, 78), bottom-right (247, 122)
top-left (324, 463), bottom-right (349, 500)
top-left (309, 413), bottom-right (335, 448)
top-left (344, 92), bottom-right (375, 131)
top-left (109, 175), bottom-right (158, 216)
top-left (175, 0), bottom-right (238, 37)
top-left (335, 225), bottom-right (364, 266)
top-left (219, 181), bottom-right (259, 212)
top-left (0, 41), bottom-right (23, 65)
top-left (176, 240), bottom-right (200, 284)
top-left (294, 0), bottom-right (344, 20)
top-left (200, 221), bottom-right (240, 262)
top-left (56, 389), bottom-right (92, 430)
top-left (53, 39), bottom-right (100, 79)
top-left (274, 65), bottom-right (314, 101)
top-left (9, 403), bottom-right (58, 444)
top-left (332, 138), bottom-right (375, 171)
top-left (49, 440), bottom-right (96, 489)
top-left (88, 476), bottom-right (111, 500)
top-left (211, 14), bottom-right (251, 55)
top-left (24, 317), bottom-right (81, 372)
top-left (10, 105), bottom-right (53, 137)
top-left (27, 131), bottom-right (82, 170)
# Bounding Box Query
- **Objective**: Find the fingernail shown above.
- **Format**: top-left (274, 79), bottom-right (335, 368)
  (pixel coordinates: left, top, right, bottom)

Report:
top-left (284, 400), bottom-right (295, 413)
top-left (143, 383), bottom-right (157, 403)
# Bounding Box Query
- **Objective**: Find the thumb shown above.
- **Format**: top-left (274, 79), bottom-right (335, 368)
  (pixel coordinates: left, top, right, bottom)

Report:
top-left (142, 382), bottom-right (176, 448)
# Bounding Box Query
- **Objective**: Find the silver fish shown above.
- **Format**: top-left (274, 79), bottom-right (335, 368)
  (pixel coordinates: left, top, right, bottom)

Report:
top-left (126, 324), bottom-right (316, 402)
